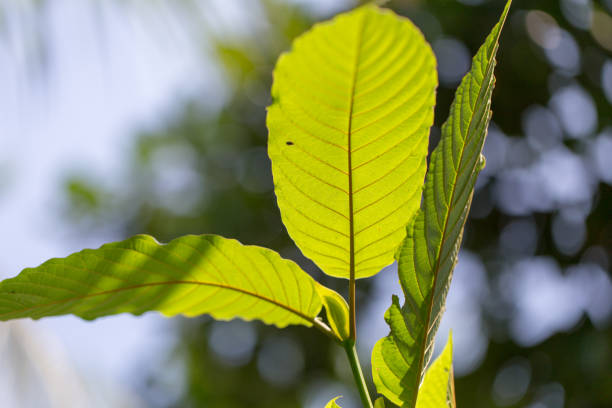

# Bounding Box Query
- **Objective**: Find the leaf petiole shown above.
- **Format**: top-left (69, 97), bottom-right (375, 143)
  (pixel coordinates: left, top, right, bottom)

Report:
top-left (349, 277), bottom-right (356, 341)
top-left (313, 318), bottom-right (343, 343)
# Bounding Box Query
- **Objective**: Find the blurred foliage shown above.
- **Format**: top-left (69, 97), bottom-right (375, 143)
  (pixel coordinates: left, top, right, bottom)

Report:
top-left (48, 0), bottom-right (612, 407)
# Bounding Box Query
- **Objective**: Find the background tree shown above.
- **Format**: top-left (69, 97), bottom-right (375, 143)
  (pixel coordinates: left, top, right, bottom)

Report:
top-left (1, 0), bottom-right (611, 407)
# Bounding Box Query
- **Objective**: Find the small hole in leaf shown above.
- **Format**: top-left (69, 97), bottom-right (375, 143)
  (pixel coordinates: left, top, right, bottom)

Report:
top-left (286, 141), bottom-right (294, 146)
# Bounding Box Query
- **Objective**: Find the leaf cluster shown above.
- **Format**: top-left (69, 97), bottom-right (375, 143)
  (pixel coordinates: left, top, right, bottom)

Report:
top-left (0, 2), bottom-right (512, 406)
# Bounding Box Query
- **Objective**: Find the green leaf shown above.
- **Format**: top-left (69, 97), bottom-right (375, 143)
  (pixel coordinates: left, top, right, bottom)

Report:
top-left (267, 4), bottom-right (437, 279)
top-left (371, 1), bottom-right (511, 406)
top-left (325, 397), bottom-right (343, 408)
top-left (0, 234), bottom-right (346, 339)
top-left (325, 395), bottom-right (387, 408)
top-left (318, 284), bottom-right (351, 341)
top-left (375, 397), bottom-right (386, 408)
top-left (416, 335), bottom-right (455, 408)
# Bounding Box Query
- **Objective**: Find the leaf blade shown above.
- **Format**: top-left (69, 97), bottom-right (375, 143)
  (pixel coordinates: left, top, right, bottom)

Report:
top-left (415, 335), bottom-right (455, 408)
top-left (0, 234), bottom-right (345, 337)
top-left (372, 1), bottom-right (512, 405)
top-left (325, 397), bottom-right (343, 408)
top-left (267, 5), bottom-right (437, 279)
top-left (318, 284), bottom-right (351, 341)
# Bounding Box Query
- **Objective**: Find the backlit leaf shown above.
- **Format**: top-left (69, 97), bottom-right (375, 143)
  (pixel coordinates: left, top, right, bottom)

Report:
top-left (375, 397), bottom-right (386, 408)
top-left (267, 5), bottom-right (437, 279)
top-left (319, 284), bottom-right (350, 341)
top-left (416, 335), bottom-right (455, 408)
top-left (0, 234), bottom-right (346, 339)
top-left (372, 1), bottom-right (511, 405)
top-left (325, 397), bottom-right (343, 408)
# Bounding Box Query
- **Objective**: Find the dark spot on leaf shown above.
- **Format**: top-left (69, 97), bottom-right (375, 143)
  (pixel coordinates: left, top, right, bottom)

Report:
top-left (286, 141), bottom-right (294, 146)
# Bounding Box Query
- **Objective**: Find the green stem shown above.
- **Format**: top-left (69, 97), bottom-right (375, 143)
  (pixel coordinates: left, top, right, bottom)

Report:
top-left (343, 340), bottom-right (373, 408)
top-left (349, 277), bottom-right (356, 341)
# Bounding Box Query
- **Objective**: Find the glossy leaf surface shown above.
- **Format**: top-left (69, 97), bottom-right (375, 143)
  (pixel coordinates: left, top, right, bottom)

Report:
top-left (372, 1), bottom-right (511, 405)
top-left (0, 234), bottom-right (346, 337)
top-left (268, 5), bottom-right (437, 279)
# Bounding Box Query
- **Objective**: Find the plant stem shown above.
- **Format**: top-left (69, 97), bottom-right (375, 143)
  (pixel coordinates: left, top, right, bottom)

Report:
top-left (349, 277), bottom-right (356, 341)
top-left (343, 340), bottom-right (373, 408)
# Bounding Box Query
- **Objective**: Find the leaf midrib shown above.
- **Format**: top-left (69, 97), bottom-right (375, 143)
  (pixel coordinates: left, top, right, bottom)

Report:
top-left (346, 10), bottom-right (366, 339)
top-left (0, 279), bottom-right (316, 324)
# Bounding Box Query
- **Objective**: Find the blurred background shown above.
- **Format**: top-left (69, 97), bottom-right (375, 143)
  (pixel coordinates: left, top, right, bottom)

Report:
top-left (0, 0), bottom-right (610, 407)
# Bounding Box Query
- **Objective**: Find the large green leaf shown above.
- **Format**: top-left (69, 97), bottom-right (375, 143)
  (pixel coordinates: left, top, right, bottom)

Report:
top-left (0, 234), bottom-right (346, 339)
top-left (415, 335), bottom-right (455, 408)
top-left (372, 1), bottom-right (511, 405)
top-left (267, 5), bottom-right (437, 279)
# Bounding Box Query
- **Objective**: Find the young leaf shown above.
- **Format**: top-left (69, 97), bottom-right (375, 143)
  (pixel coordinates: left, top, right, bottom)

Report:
top-left (416, 335), bottom-right (455, 408)
top-left (319, 285), bottom-right (351, 341)
top-left (325, 397), bottom-right (343, 408)
top-left (267, 5), bottom-right (437, 279)
top-left (371, 1), bottom-right (511, 405)
top-left (0, 234), bottom-right (346, 339)
top-left (325, 395), bottom-right (383, 408)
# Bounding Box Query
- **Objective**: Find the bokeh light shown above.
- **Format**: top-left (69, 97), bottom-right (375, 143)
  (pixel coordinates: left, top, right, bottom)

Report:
top-left (1, 0), bottom-right (611, 407)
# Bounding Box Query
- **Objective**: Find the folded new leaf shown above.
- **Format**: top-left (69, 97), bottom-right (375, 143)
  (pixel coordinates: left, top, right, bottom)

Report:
top-left (267, 4), bottom-right (437, 279)
top-left (371, 1), bottom-right (511, 406)
top-left (0, 234), bottom-right (348, 340)
top-left (325, 397), bottom-right (343, 408)
top-left (324, 396), bottom-right (386, 408)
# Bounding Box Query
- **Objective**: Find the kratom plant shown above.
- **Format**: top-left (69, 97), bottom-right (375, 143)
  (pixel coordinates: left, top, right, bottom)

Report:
top-left (0, 2), bottom-right (512, 407)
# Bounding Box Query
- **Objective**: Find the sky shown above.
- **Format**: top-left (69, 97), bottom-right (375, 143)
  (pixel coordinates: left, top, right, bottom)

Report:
top-left (0, 1), bottom-right (214, 405)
